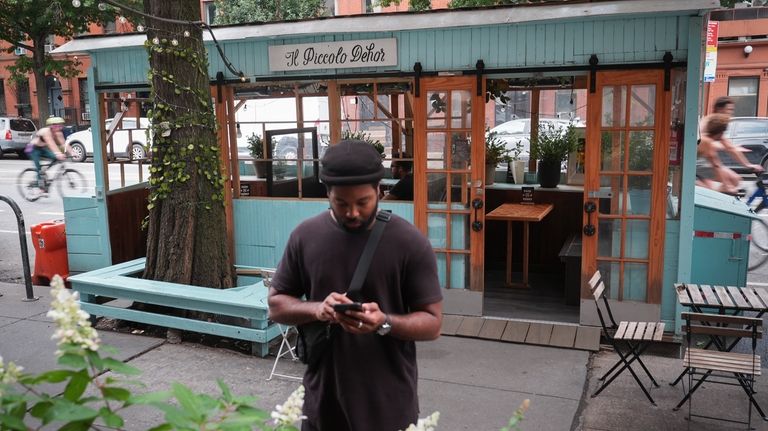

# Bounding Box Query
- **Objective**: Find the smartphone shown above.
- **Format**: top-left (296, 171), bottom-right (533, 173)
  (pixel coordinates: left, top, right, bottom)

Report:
top-left (333, 302), bottom-right (363, 312)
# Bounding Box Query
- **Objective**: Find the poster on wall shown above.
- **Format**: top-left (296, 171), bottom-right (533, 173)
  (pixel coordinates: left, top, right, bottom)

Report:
top-left (269, 39), bottom-right (397, 72)
top-left (703, 21), bottom-right (719, 83)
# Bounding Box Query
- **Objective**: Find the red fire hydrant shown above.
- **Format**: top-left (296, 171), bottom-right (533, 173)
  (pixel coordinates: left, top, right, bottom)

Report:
top-left (31, 220), bottom-right (69, 285)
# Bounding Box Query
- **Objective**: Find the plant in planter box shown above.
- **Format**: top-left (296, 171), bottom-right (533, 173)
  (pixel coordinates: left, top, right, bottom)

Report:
top-left (485, 129), bottom-right (512, 185)
top-left (341, 129), bottom-right (385, 158)
top-left (247, 133), bottom-right (271, 178)
top-left (531, 122), bottom-right (578, 188)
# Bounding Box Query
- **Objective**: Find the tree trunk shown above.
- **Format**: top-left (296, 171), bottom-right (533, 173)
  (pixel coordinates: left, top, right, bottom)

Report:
top-left (143, 0), bottom-right (234, 289)
top-left (33, 41), bottom-right (49, 125)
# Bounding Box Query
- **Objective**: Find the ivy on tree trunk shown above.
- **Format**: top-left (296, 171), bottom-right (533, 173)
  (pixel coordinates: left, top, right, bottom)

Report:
top-left (143, 0), bottom-right (234, 289)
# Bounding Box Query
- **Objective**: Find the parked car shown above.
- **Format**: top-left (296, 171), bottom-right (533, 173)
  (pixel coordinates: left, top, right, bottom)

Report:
top-left (715, 117), bottom-right (768, 175)
top-left (66, 117), bottom-right (151, 162)
top-left (272, 135), bottom-right (329, 160)
top-left (0, 117), bottom-right (36, 159)
top-left (489, 118), bottom-right (584, 162)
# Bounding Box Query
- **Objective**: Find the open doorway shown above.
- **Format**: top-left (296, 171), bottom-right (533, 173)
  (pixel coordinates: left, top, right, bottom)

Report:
top-left (482, 75), bottom-right (588, 323)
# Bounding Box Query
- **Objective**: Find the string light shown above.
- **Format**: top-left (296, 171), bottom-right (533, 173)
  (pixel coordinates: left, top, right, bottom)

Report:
top-left (171, 39), bottom-right (178, 46)
top-left (137, 24), bottom-right (144, 32)
top-left (98, 2), bottom-right (107, 11)
top-left (71, 0), bottom-right (81, 7)
top-left (119, 16), bottom-right (127, 24)
top-left (183, 30), bottom-right (190, 37)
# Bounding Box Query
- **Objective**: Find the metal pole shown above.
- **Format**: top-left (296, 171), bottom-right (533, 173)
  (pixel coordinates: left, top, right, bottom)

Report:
top-left (0, 195), bottom-right (38, 301)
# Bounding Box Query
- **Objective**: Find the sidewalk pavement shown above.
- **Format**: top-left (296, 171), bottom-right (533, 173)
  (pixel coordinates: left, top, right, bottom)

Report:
top-left (2, 281), bottom-right (768, 430)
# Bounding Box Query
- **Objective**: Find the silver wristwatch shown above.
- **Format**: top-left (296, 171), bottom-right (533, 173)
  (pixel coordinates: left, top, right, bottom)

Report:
top-left (376, 314), bottom-right (392, 336)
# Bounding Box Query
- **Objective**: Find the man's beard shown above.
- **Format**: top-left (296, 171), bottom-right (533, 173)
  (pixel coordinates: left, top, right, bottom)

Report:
top-left (334, 202), bottom-right (379, 233)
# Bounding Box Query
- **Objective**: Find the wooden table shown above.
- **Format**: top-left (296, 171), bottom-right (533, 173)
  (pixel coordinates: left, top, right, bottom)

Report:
top-left (486, 203), bottom-right (554, 287)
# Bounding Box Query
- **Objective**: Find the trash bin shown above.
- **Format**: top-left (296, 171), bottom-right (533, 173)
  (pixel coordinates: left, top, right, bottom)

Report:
top-left (691, 187), bottom-right (757, 287)
top-left (31, 220), bottom-right (69, 285)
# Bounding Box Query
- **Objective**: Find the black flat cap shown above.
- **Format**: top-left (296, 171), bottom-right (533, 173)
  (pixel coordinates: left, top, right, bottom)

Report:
top-left (320, 139), bottom-right (385, 186)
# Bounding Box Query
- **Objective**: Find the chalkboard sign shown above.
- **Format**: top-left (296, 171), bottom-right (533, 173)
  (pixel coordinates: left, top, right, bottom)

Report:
top-left (521, 186), bottom-right (534, 204)
top-left (240, 183), bottom-right (251, 197)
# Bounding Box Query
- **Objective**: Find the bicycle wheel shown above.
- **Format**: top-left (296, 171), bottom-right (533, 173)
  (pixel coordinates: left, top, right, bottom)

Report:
top-left (16, 168), bottom-right (43, 202)
top-left (57, 169), bottom-right (87, 197)
top-left (749, 216), bottom-right (768, 271)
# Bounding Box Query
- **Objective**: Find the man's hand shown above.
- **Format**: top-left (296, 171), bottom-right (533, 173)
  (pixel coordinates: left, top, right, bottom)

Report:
top-left (748, 163), bottom-right (764, 173)
top-left (55, 152), bottom-right (66, 161)
top-left (336, 300), bottom-right (386, 334)
top-left (315, 292), bottom-right (351, 323)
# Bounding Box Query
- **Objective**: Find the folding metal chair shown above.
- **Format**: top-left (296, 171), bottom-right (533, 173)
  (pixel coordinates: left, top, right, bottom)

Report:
top-left (266, 324), bottom-right (302, 381)
top-left (674, 312), bottom-right (763, 428)
top-left (589, 270), bottom-right (664, 405)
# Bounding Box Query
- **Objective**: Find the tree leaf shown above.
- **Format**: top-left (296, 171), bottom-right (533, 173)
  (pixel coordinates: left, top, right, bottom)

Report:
top-left (58, 420), bottom-right (94, 431)
top-left (49, 401), bottom-right (99, 422)
top-left (147, 424), bottom-right (174, 431)
top-left (129, 390), bottom-right (173, 405)
top-left (0, 414), bottom-right (27, 431)
top-left (217, 379), bottom-right (233, 402)
top-left (101, 358), bottom-right (141, 375)
top-left (29, 400), bottom-right (54, 420)
top-left (63, 370), bottom-right (90, 402)
top-left (98, 407), bottom-right (124, 428)
top-left (102, 386), bottom-right (131, 402)
top-left (171, 382), bottom-right (204, 422)
top-left (57, 353), bottom-right (88, 369)
top-left (27, 369), bottom-right (75, 384)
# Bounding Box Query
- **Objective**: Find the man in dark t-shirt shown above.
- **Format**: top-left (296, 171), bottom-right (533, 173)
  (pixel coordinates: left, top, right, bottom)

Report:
top-left (383, 154), bottom-right (413, 201)
top-left (268, 140), bottom-right (443, 431)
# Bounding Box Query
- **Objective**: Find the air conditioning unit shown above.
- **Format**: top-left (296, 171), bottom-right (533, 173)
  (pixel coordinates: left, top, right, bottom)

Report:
top-left (81, 112), bottom-right (90, 121)
top-left (14, 47), bottom-right (25, 56)
top-left (44, 44), bottom-right (55, 53)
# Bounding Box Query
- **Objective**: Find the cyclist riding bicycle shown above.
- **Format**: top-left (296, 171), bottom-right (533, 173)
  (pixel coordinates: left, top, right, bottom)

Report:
top-left (748, 173), bottom-right (768, 213)
top-left (27, 116), bottom-right (70, 192)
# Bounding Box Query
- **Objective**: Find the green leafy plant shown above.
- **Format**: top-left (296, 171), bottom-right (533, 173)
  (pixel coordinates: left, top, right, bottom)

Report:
top-left (531, 123), bottom-right (578, 164)
top-left (486, 129), bottom-right (512, 166)
top-left (247, 133), bottom-right (265, 159)
top-left (341, 129), bottom-right (385, 158)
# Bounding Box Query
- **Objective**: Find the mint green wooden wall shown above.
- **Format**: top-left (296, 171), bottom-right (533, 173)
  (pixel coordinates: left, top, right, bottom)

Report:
top-left (233, 199), bottom-right (414, 268)
top-left (90, 14), bottom-right (689, 85)
top-left (64, 196), bottom-right (112, 273)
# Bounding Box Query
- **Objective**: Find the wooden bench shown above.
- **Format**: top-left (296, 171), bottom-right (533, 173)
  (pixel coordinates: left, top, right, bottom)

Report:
top-left (68, 258), bottom-right (281, 357)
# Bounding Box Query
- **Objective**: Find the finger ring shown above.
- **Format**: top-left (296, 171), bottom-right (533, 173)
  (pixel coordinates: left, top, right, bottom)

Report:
top-left (357, 321), bottom-right (363, 329)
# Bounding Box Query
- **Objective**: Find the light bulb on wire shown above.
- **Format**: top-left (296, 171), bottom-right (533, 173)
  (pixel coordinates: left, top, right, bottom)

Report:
top-left (98, 2), bottom-right (107, 11)
top-left (72, 0), bottom-right (81, 7)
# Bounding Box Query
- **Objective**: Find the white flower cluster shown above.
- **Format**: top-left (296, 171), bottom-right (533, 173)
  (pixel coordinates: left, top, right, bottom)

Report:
top-left (0, 356), bottom-right (23, 397)
top-left (402, 411), bottom-right (440, 431)
top-left (271, 385), bottom-right (307, 426)
top-left (46, 275), bottom-right (100, 355)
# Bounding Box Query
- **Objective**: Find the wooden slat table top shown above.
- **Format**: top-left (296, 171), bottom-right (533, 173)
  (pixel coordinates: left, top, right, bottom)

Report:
top-left (742, 287), bottom-right (765, 309)
top-left (634, 322), bottom-right (647, 340)
top-left (687, 285), bottom-right (706, 305)
top-left (714, 286), bottom-right (735, 308)
top-left (679, 284), bottom-right (768, 312)
top-left (486, 203), bottom-right (554, 222)
top-left (615, 321), bottom-right (629, 339)
top-left (727, 286), bottom-right (750, 309)
top-left (699, 285), bottom-right (720, 307)
top-left (753, 287), bottom-right (768, 309)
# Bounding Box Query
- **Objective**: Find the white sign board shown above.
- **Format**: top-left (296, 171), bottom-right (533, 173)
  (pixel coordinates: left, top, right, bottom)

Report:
top-left (268, 38), bottom-right (397, 72)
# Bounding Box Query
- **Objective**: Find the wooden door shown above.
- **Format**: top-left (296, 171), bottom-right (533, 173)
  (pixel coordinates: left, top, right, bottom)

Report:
top-left (414, 77), bottom-right (486, 313)
top-left (581, 70), bottom-right (670, 319)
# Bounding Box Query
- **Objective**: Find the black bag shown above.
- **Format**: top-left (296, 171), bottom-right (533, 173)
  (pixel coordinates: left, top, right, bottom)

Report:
top-left (294, 211), bottom-right (391, 368)
top-left (296, 321), bottom-right (335, 369)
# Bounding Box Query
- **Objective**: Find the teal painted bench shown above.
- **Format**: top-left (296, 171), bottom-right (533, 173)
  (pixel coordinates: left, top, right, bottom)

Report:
top-left (68, 258), bottom-right (281, 357)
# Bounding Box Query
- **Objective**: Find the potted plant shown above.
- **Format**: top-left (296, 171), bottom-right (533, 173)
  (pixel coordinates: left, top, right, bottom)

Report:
top-left (531, 122), bottom-right (578, 188)
top-left (485, 129), bottom-right (512, 185)
top-left (341, 129), bottom-right (385, 158)
top-left (246, 133), bottom-right (268, 178)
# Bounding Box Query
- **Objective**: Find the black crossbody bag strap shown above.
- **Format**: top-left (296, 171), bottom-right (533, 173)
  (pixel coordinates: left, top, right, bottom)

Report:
top-left (346, 210), bottom-right (391, 299)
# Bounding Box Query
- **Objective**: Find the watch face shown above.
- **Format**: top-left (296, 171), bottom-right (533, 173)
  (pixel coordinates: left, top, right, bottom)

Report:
top-left (377, 322), bottom-right (392, 335)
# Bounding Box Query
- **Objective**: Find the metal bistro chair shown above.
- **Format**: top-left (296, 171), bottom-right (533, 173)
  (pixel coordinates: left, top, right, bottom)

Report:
top-left (588, 271), bottom-right (665, 405)
top-left (675, 312), bottom-right (762, 428)
top-left (256, 268), bottom-right (302, 382)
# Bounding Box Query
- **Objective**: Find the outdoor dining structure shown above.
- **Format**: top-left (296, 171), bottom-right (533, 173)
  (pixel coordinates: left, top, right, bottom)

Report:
top-left (53, 0), bottom-right (762, 409)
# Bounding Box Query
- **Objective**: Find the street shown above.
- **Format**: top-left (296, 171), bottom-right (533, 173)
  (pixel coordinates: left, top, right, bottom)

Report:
top-left (0, 157), bottom-right (148, 284)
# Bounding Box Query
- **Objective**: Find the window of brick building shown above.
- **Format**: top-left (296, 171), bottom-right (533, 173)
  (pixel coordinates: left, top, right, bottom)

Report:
top-left (728, 77), bottom-right (758, 117)
top-left (0, 80), bottom-right (6, 115)
top-left (78, 78), bottom-right (89, 122)
top-left (15, 79), bottom-right (30, 117)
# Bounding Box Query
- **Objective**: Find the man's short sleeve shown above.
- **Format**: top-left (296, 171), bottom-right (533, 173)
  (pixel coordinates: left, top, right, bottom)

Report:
top-left (403, 240), bottom-right (442, 306)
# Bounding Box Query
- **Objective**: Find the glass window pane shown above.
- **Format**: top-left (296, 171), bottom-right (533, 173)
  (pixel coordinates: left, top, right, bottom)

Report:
top-left (451, 132), bottom-right (472, 169)
top-left (625, 220), bottom-right (649, 259)
top-left (598, 219), bottom-right (623, 258)
top-left (449, 213), bottom-right (468, 249)
top-left (427, 132), bottom-right (447, 169)
top-left (449, 253), bottom-right (468, 289)
top-left (629, 85), bottom-right (655, 126)
top-left (451, 90), bottom-right (472, 129)
top-left (600, 131), bottom-right (625, 172)
top-left (427, 91), bottom-right (447, 128)
top-left (450, 172), bottom-right (470, 206)
top-left (428, 213), bottom-right (447, 248)
top-left (628, 131), bottom-right (654, 172)
top-left (427, 172), bottom-right (447, 204)
top-left (435, 252), bottom-right (447, 289)
top-left (601, 86), bottom-right (626, 127)
top-left (627, 176), bottom-right (652, 216)
top-left (597, 175), bottom-right (626, 215)
top-left (623, 262), bottom-right (648, 301)
top-left (597, 261), bottom-right (621, 300)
